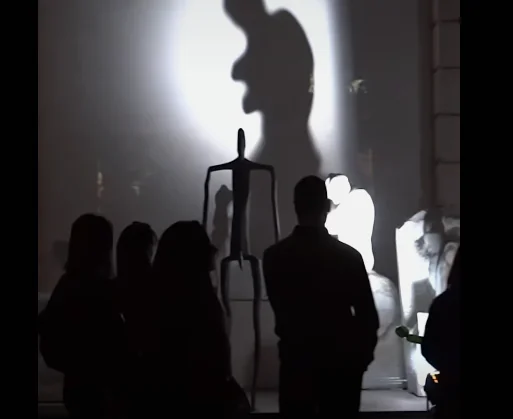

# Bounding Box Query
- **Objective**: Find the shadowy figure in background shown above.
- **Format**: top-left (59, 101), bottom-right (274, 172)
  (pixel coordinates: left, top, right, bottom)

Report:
top-left (422, 246), bottom-right (461, 419)
top-left (211, 185), bottom-right (233, 262)
top-left (151, 221), bottom-right (249, 416)
top-left (211, 185), bottom-right (233, 252)
top-left (38, 214), bottom-right (127, 419)
top-left (225, 0), bottom-right (321, 257)
top-left (211, 185), bottom-right (233, 294)
top-left (263, 177), bottom-right (379, 418)
top-left (114, 221), bottom-right (157, 418)
top-left (415, 209), bottom-right (460, 296)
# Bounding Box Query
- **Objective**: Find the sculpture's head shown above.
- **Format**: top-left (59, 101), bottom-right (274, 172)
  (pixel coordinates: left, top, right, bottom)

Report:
top-left (237, 128), bottom-right (246, 158)
top-left (325, 175), bottom-right (376, 271)
top-left (415, 209), bottom-right (445, 260)
top-left (325, 175), bottom-right (351, 206)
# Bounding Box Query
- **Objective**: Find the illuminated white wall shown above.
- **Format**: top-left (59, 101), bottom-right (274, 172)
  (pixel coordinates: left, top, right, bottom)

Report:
top-left (169, 0), bottom-right (342, 171)
top-left (38, 0), bottom-right (346, 292)
top-left (39, 0), bottom-right (429, 399)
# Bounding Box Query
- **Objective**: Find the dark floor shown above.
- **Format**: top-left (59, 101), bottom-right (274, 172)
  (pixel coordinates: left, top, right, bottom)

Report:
top-left (38, 412), bottom-right (429, 419)
top-left (39, 405), bottom-right (430, 419)
top-left (39, 389), bottom-right (430, 418)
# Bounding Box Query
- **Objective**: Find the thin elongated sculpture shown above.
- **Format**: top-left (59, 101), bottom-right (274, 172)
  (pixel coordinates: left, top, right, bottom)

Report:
top-left (202, 128), bottom-right (280, 410)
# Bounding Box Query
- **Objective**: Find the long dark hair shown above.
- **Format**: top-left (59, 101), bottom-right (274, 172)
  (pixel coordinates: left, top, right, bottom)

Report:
top-left (116, 222), bottom-right (157, 280)
top-left (152, 221), bottom-right (216, 290)
top-left (65, 213), bottom-right (113, 278)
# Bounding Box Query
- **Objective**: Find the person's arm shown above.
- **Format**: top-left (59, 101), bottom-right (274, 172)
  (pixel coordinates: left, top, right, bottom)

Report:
top-left (262, 249), bottom-right (282, 317)
top-left (351, 252), bottom-right (380, 366)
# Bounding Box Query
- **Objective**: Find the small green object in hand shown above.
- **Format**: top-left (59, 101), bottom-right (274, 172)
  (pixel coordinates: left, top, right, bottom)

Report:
top-left (406, 334), bottom-right (423, 344)
top-left (395, 325), bottom-right (423, 345)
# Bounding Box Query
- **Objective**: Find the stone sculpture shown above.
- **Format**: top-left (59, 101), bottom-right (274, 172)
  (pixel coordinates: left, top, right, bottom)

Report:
top-left (396, 209), bottom-right (460, 395)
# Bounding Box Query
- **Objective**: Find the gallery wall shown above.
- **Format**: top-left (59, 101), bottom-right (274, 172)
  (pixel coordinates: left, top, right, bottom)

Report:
top-left (432, 0), bottom-right (460, 216)
top-left (38, 0), bottom-right (433, 394)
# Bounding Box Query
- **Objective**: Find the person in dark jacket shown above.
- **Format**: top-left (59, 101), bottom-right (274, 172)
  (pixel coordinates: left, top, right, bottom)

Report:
top-left (263, 176), bottom-right (380, 418)
top-left (38, 214), bottom-right (127, 419)
top-left (422, 246), bottom-right (461, 418)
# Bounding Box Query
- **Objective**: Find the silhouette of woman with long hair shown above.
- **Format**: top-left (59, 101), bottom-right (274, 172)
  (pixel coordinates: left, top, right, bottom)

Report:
top-left (151, 221), bottom-right (249, 415)
top-left (114, 221), bottom-right (157, 418)
top-left (38, 214), bottom-right (127, 419)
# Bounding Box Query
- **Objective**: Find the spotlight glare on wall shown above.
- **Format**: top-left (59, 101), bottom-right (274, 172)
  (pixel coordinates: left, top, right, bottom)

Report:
top-left (167, 0), bottom-right (343, 172)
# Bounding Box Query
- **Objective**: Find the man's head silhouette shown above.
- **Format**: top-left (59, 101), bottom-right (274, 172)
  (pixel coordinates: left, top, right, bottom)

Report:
top-left (294, 176), bottom-right (330, 227)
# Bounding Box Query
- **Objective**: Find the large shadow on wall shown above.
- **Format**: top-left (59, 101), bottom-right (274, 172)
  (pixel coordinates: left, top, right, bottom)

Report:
top-left (335, 0), bottom-right (425, 280)
top-left (224, 0), bottom-right (321, 257)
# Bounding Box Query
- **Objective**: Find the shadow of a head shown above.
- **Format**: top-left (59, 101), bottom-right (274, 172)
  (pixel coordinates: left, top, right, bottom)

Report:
top-left (225, 0), bottom-right (314, 122)
top-left (211, 185), bottom-right (233, 251)
top-left (225, 2), bottom-right (320, 254)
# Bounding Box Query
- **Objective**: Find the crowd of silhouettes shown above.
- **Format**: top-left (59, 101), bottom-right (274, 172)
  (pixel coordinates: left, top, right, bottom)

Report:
top-left (38, 175), bottom-right (460, 418)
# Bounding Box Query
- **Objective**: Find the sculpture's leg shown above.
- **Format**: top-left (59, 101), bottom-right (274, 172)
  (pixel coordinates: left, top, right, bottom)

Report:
top-left (220, 257), bottom-right (233, 335)
top-left (245, 254), bottom-right (262, 411)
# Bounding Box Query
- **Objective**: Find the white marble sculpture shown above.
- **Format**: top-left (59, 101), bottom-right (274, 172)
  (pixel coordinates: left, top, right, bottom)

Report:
top-left (325, 175), bottom-right (398, 339)
top-left (395, 209), bottom-right (460, 396)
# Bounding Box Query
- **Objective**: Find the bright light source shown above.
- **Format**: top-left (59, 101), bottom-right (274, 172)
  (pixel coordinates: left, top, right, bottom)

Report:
top-left (167, 0), bottom-right (342, 172)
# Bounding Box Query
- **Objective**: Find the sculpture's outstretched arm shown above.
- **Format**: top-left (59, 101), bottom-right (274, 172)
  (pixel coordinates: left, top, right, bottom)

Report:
top-left (202, 168), bottom-right (212, 228)
top-left (268, 167), bottom-right (280, 242)
top-left (202, 163), bottom-right (233, 228)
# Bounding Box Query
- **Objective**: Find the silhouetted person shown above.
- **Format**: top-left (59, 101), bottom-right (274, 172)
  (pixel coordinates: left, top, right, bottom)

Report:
top-left (263, 176), bottom-right (380, 417)
top-left (115, 221), bottom-right (157, 326)
top-left (422, 246), bottom-right (461, 418)
top-left (151, 221), bottom-right (249, 416)
top-left (114, 221), bottom-right (157, 418)
top-left (38, 214), bottom-right (127, 419)
top-left (225, 0), bottom-right (321, 257)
